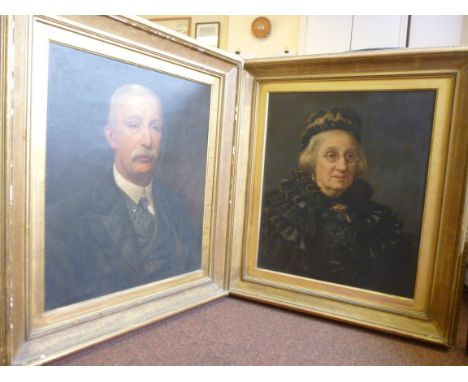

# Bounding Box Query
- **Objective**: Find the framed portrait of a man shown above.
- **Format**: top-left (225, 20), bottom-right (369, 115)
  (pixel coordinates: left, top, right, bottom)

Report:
top-left (34, 30), bottom-right (221, 316)
top-left (3, 15), bottom-right (241, 365)
top-left (43, 43), bottom-right (210, 310)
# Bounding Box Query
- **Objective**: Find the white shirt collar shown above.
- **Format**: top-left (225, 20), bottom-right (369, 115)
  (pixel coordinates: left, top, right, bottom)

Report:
top-left (113, 165), bottom-right (155, 215)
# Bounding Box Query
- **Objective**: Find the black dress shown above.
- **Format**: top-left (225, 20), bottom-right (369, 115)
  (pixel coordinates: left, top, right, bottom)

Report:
top-left (258, 170), bottom-right (418, 298)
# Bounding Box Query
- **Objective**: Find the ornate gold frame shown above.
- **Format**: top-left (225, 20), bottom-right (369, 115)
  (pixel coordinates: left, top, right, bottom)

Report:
top-left (229, 48), bottom-right (468, 346)
top-left (1, 15), bottom-right (241, 365)
top-left (2, 15), bottom-right (467, 365)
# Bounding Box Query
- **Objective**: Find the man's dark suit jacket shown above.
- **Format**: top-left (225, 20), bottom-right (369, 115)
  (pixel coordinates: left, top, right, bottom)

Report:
top-left (45, 171), bottom-right (200, 310)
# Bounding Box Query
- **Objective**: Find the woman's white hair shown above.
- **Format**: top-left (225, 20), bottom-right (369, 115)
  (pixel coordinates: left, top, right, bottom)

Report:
top-left (298, 130), bottom-right (368, 178)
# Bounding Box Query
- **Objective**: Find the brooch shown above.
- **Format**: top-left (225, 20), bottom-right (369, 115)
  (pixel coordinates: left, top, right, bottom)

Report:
top-left (331, 203), bottom-right (352, 223)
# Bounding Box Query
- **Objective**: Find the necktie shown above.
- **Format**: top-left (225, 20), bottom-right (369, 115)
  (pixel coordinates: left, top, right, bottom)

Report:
top-left (132, 196), bottom-right (154, 245)
top-left (139, 195), bottom-right (150, 212)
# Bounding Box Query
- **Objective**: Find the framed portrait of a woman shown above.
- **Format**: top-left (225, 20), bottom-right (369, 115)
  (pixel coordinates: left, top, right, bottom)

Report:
top-left (257, 92), bottom-right (433, 299)
top-left (229, 50), bottom-right (468, 346)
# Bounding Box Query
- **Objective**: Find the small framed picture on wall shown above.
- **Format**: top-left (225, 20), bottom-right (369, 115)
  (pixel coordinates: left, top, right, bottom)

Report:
top-left (195, 22), bottom-right (220, 48)
top-left (149, 17), bottom-right (192, 36)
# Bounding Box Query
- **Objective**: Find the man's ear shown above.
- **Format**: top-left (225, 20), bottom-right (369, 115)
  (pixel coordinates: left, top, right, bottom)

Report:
top-left (104, 125), bottom-right (116, 149)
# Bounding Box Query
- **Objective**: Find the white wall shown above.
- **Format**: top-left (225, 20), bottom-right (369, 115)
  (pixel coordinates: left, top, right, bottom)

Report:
top-left (408, 16), bottom-right (464, 48)
top-left (351, 16), bottom-right (408, 50)
top-left (301, 15), bottom-right (408, 54)
top-left (300, 15), bottom-right (467, 55)
top-left (300, 16), bottom-right (353, 54)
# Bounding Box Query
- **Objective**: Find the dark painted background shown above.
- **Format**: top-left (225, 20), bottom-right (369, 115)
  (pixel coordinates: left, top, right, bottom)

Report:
top-left (45, 43), bottom-right (211, 227)
top-left (263, 91), bottom-right (435, 238)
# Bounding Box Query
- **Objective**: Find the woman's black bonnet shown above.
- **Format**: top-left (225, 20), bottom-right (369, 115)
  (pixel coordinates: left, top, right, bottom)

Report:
top-left (300, 107), bottom-right (362, 150)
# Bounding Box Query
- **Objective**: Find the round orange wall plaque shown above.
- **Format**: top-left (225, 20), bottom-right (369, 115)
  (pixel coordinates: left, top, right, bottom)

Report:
top-left (251, 17), bottom-right (271, 38)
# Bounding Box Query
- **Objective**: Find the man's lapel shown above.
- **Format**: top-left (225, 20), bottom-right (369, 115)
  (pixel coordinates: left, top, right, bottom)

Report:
top-left (83, 173), bottom-right (143, 281)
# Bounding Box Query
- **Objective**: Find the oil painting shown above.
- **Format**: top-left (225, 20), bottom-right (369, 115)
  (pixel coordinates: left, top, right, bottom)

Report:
top-left (257, 91), bottom-right (435, 298)
top-left (44, 43), bottom-right (211, 310)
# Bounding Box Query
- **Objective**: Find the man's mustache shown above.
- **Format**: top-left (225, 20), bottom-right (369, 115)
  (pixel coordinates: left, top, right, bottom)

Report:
top-left (131, 148), bottom-right (157, 161)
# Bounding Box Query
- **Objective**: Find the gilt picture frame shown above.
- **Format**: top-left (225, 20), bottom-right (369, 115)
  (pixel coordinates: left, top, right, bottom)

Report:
top-left (229, 48), bottom-right (468, 346)
top-left (2, 15), bottom-right (241, 365)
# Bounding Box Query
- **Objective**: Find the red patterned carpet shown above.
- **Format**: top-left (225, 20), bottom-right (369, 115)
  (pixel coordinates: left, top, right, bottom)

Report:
top-left (46, 289), bottom-right (468, 366)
